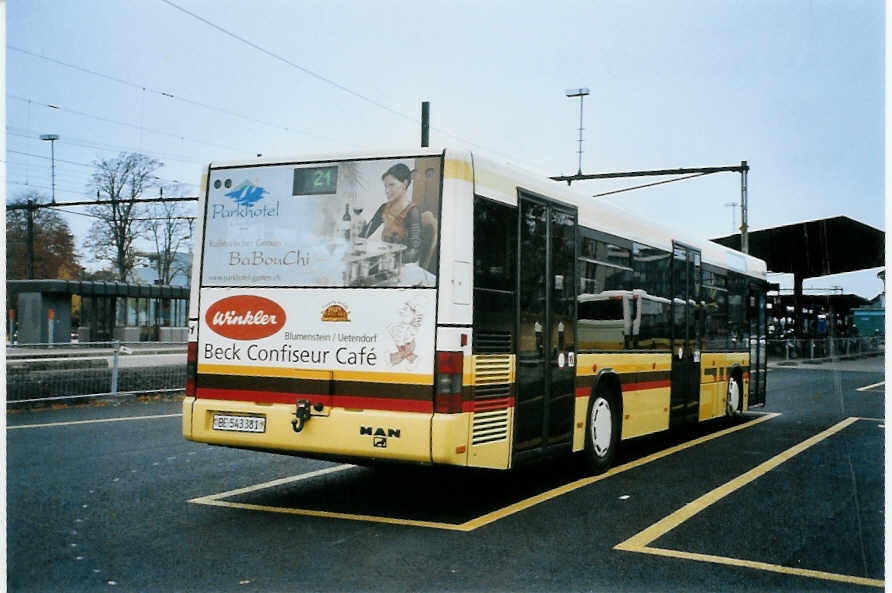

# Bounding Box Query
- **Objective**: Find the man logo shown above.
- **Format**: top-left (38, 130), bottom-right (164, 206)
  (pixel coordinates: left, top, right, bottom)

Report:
top-left (361, 426), bottom-right (400, 449)
top-left (359, 426), bottom-right (401, 438)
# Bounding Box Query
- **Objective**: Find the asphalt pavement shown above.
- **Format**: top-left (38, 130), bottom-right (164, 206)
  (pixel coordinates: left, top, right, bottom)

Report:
top-left (6, 356), bottom-right (885, 592)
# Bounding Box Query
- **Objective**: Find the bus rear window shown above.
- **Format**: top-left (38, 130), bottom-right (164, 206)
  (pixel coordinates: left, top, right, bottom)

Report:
top-left (201, 156), bottom-right (442, 288)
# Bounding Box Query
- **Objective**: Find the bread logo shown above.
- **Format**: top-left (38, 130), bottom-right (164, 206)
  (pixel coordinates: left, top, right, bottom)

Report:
top-left (321, 302), bottom-right (350, 322)
top-left (206, 295), bottom-right (286, 340)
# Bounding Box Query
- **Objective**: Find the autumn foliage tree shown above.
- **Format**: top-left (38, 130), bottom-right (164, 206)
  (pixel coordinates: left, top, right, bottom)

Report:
top-left (83, 152), bottom-right (162, 281)
top-left (6, 191), bottom-right (82, 280)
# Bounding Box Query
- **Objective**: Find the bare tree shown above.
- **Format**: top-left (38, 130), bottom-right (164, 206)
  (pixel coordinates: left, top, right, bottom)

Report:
top-left (145, 183), bottom-right (193, 285)
top-left (83, 153), bottom-right (161, 281)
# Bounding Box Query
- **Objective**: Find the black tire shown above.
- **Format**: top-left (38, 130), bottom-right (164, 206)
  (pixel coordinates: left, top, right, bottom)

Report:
top-left (725, 375), bottom-right (741, 417)
top-left (583, 391), bottom-right (620, 474)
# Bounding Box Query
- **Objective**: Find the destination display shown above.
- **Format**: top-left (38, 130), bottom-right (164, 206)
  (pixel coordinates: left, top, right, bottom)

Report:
top-left (292, 166), bottom-right (338, 195)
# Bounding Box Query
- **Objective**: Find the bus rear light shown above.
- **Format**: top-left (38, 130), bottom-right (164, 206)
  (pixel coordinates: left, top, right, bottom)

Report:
top-left (186, 341), bottom-right (198, 397)
top-left (435, 351), bottom-right (463, 414)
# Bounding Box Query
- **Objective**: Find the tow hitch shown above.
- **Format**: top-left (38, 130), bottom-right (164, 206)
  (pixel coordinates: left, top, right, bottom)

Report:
top-left (291, 400), bottom-right (311, 433)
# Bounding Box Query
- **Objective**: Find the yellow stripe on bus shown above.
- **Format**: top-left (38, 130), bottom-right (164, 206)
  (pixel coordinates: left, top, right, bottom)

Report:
top-left (197, 363), bottom-right (432, 384)
top-left (443, 158), bottom-right (473, 182)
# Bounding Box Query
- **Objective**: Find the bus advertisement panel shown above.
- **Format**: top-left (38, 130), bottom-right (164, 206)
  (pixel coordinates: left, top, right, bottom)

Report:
top-left (198, 287), bottom-right (437, 382)
top-left (201, 156), bottom-right (442, 289)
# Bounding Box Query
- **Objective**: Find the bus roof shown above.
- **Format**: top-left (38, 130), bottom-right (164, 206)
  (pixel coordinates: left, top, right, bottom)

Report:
top-left (471, 151), bottom-right (768, 281)
top-left (207, 147), bottom-right (446, 170)
top-left (204, 147), bottom-right (766, 281)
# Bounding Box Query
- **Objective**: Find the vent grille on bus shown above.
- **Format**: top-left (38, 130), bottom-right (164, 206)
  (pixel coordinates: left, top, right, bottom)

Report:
top-left (472, 408), bottom-right (510, 445)
top-left (473, 331), bottom-right (512, 354)
top-left (471, 355), bottom-right (513, 445)
top-left (474, 355), bottom-right (512, 385)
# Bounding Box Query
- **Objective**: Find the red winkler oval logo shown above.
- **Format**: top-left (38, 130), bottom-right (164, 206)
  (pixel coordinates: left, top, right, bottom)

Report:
top-left (205, 295), bottom-right (286, 340)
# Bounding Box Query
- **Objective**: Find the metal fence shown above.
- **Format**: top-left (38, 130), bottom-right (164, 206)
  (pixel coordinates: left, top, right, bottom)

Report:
top-left (6, 341), bottom-right (187, 405)
top-left (767, 337), bottom-right (884, 361)
top-left (6, 336), bottom-right (883, 406)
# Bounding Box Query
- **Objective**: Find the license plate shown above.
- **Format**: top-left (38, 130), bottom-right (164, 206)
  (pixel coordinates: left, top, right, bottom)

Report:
top-left (212, 414), bottom-right (266, 433)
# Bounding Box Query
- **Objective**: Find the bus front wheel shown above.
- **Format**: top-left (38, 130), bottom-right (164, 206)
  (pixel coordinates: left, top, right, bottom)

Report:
top-left (584, 392), bottom-right (620, 474)
top-left (725, 376), bottom-right (741, 417)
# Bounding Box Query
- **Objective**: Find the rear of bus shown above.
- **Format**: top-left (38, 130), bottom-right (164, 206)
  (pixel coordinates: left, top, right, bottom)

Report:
top-left (182, 150), bottom-right (457, 464)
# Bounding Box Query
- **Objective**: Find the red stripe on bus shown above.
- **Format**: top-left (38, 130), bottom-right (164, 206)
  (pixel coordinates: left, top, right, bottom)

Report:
top-left (195, 387), bottom-right (433, 413)
top-left (575, 380), bottom-right (672, 398)
top-left (467, 397), bottom-right (514, 412)
top-left (622, 380), bottom-right (671, 391)
top-left (332, 395), bottom-right (432, 413)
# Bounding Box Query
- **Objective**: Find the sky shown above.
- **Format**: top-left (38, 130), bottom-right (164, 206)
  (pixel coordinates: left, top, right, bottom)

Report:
top-left (4, 0), bottom-right (886, 298)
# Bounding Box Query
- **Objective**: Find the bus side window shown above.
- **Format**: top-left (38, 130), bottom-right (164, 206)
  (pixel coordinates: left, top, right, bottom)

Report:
top-left (631, 243), bottom-right (672, 350)
top-left (577, 234), bottom-right (632, 351)
top-left (726, 271), bottom-right (750, 349)
top-left (703, 268), bottom-right (729, 350)
top-left (473, 196), bottom-right (517, 354)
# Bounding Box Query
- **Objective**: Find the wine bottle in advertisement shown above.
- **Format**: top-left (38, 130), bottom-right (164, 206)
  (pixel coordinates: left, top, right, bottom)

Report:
top-left (351, 206), bottom-right (366, 248)
top-left (341, 203), bottom-right (352, 241)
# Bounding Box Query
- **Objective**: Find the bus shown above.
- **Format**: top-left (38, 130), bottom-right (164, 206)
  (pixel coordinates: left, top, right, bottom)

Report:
top-left (182, 148), bottom-right (768, 473)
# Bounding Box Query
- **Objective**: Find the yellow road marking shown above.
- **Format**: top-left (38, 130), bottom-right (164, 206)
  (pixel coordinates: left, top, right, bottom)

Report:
top-left (462, 412), bottom-right (778, 531)
top-left (193, 498), bottom-right (473, 531)
top-left (190, 412), bottom-right (778, 531)
top-left (615, 417), bottom-right (883, 588)
top-left (856, 380), bottom-right (885, 392)
top-left (189, 463), bottom-right (472, 531)
top-left (8, 413), bottom-right (183, 430)
top-left (636, 547), bottom-right (884, 589)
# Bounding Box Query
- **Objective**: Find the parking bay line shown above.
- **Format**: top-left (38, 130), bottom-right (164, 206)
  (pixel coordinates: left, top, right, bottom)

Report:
top-left (189, 412), bottom-right (779, 532)
top-left (856, 381), bottom-right (885, 392)
top-left (614, 417), bottom-right (884, 589)
top-left (7, 413), bottom-right (183, 430)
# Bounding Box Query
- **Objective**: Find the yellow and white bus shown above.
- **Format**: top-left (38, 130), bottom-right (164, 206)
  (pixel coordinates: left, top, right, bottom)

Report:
top-left (182, 148), bottom-right (768, 473)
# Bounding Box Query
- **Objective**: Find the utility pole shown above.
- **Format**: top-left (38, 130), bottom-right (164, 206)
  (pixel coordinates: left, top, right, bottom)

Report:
top-left (421, 101), bottom-right (430, 148)
top-left (565, 88), bottom-right (590, 175)
top-left (740, 160), bottom-right (749, 254)
top-left (26, 199), bottom-right (34, 279)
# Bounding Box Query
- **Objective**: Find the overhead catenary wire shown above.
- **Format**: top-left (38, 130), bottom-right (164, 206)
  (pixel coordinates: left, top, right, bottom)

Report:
top-left (592, 171), bottom-right (715, 198)
top-left (154, 1), bottom-right (548, 170)
top-left (7, 127), bottom-right (206, 166)
top-left (8, 44), bottom-right (328, 141)
top-left (6, 150), bottom-right (198, 189)
top-left (9, 41), bottom-right (541, 171)
top-left (8, 94), bottom-right (243, 153)
top-left (46, 206), bottom-right (195, 222)
top-left (158, 0), bottom-right (418, 126)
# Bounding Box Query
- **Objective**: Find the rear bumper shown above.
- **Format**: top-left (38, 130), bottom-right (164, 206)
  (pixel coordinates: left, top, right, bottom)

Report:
top-left (184, 397), bottom-right (435, 463)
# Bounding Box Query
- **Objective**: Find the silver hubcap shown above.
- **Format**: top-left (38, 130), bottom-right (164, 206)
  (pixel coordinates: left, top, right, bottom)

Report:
top-left (727, 379), bottom-right (740, 415)
top-left (590, 397), bottom-right (612, 457)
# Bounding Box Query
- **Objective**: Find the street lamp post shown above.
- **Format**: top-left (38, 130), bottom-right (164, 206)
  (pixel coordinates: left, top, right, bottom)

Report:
top-left (724, 201), bottom-right (739, 234)
top-left (40, 134), bottom-right (60, 204)
top-left (565, 88), bottom-right (590, 176)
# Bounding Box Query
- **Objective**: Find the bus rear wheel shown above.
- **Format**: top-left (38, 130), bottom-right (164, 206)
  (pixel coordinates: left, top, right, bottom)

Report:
top-left (583, 392), bottom-right (620, 474)
top-left (725, 376), bottom-right (741, 417)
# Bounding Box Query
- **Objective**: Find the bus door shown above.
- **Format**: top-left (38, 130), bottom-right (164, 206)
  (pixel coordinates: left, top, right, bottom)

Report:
top-left (514, 193), bottom-right (577, 457)
top-left (670, 244), bottom-right (702, 427)
top-left (748, 282), bottom-right (767, 406)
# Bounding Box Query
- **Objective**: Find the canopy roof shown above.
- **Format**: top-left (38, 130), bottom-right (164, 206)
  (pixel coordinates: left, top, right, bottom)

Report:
top-left (713, 216), bottom-right (884, 279)
top-left (7, 279), bottom-right (189, 298)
